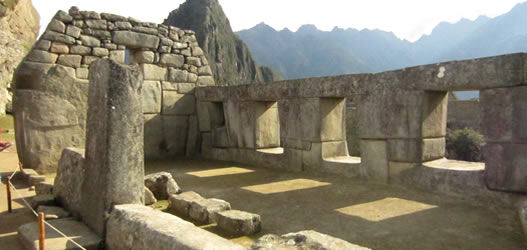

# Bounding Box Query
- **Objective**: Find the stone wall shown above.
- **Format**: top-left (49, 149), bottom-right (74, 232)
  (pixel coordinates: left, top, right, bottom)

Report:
top-left (13, 7), bottom-right (214, 173)
top-left (447, 99), bottom-right (481, 131)
top-left (196, 53), bottom-right (527, 193)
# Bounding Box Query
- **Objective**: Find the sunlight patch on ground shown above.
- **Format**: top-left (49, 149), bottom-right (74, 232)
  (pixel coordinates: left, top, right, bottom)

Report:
top-left (186, 167), bottom-right (255, 177)
top-left (335, 197), bottom-right (437, 222)
top-left (241, 178), bottom-right (331, 194)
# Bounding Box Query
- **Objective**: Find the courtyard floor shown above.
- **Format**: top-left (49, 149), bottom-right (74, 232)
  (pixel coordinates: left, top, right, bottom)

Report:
top-left (147, 158), bottom-right (526, 250)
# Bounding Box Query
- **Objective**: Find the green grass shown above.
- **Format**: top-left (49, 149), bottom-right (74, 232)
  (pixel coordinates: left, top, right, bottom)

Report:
top-left (0, 114), bottom-right (14, 141)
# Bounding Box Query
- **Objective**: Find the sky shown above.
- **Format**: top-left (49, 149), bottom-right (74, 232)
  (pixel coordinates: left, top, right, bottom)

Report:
top-left (34, 0), bottom-right (526, 42)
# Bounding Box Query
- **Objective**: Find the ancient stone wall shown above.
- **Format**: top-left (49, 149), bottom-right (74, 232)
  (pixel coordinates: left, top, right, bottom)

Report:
top-left (196, 53), bottom-right (527, 193)
top-left (13, 7), bottom-right (214, 173)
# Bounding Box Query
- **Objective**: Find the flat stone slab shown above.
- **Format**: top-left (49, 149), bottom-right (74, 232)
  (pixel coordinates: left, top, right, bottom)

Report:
top-left (35, 182), bottom-right (53, 195)
top-left (168, 191), bottom-right (204, 217)
top-left (31, 194), bottom-right (56, 209)
top-left (144, 172), bottom-right (181, 200)
top-left (216, 210), bottom-right (261, 236)
top-left (17, 218), bottom-right (102, 250)
top-left (251, 230), bottom-right (370, 250)
top-left (37, 205), bottom-right (71, 220)
top-left (189, 198), bottom-right (231, 224)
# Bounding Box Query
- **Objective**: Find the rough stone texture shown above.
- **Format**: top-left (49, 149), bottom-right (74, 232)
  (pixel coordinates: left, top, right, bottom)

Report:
top-left (37, 205), bottom-right (71, 220)
top-left (106, 204), bottom-right (244, 250)
top-left (168, 191), bottom-right (204, 217)
top-left (31, 194), bottom-right (56, 209)
top-left (142, 80), bottom-right (161, 113)
top-left (162, 92), bottom-right (196, 115)
top-left (144, 186), bottom-right (157, 205)
top-left (35, 182), bottom-right (53, 195)
top-left (216, 210), bottom-right (261, 236)
top-left (112, 30), bottom-right (160, 49)
top-left (144, 172), bottom-right (181, 200)
top-left (53, 147), bottom-right (85, 218)
top-left (251, 231), bottom-right (369, 250)
top-left (28, 174), bottom-right (45, 186)
top-left (520, 200), bottom-right (527, 239)
top-left (189, 198), bottom-right (231, 224)
top-left (18, 218), bottom-right (102, 250)
top-left (81, 59), bottom-right (144, 236)
top-left (484, 143), bottom-right (527, 192)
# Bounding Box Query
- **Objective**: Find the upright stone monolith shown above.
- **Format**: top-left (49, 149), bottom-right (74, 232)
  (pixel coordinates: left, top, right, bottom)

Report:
top-left (81, 59), bottom-right (144, 236)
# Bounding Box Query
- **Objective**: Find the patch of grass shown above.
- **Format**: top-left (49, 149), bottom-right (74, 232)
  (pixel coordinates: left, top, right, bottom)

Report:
top-left (0, 114), bottom-right (14, 142)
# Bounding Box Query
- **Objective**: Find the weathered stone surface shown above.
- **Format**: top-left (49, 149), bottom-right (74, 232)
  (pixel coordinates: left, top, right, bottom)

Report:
top-left (57, 55), bottom-right (82, 68)
top-left (82, 59), bottom-right (144, 236)
top-left (76, 68), bottom-right (89, 79)
top-left (144, 172), bottom-right (181, 200)
top-left (168, 191), bottom-right (204, 216)
top-left (162, 92), bottom-right (196, 115)
top-left (133, 51), bottom-right (155, 63)
top-left (163, 115), bottom-right (189, 155)
top-left (484, 143), bottom-right (527, 192)
top-left (41, 31), bottom-right (75, 44)
top-left (53, 147), bottom-right (85, 218)
top-left (189, 198), bottom-right (231, 224)
top-left (106, 204), bottom-right (244, 250)
top-left (160, 53), bottom-right (184, 67)
top-left (101, 13), bottom-right (127, 21)
top-left (66, 25), bottom-right (82, 38)
top-left (115, 21), bottom-right (132, 30)
top-left (198, 66), bottom-right (213, 76)
top-left (26, 50), bottom-right (58, 63)
top-left (109, 50), bottom-right (125, 63)
top-left (50, 42), bottom-right (69, 54)
top-left (520, 200), bottom-right (527, 239)
top-left (216, 210), bottom-right (261, 236)
top-left (37, 205), bottom-right (71, 220)
top-left (80, 35), bottom-right (100, 47)
top-left (197, 75), bottom-right (214, 86)
top-left (35, 182), bottom-right (53, 195)
top-left (168, 67), bottom-right (189, 82)
top-left (18, 218), bottom-right (102, 250)
top-left (47, 19), bottom-right (66, 33)
top-left (251, 231), bottom-right (369, 250)
top-left (85, 19), bottom-right (107, 29)
top-left (186, 115), bottom-right (199, 156)
top-left (54, 10), bottom-right (73, 23)
top-left (83, 56), bottom-right (99, 66)
top-left (112, 30), bottom-right (160, 49)
top-left (31, 194), bottom-right (56, 209)
top-left (34, 40), bottom-right (51, 51)
top-left (70, 45), bottom-right (91, 55)
top-left (421, 137), bottom-right (445, 161)
top-left (142, 80), bottom-right (161, 113)
top-left (255, 102), bottom-right (280, 148)
top-left (144, 186), bottom-right (157, 205)
top-left (144, 114), bottom-right (164, 159)
top-left (141, 63), bottom-right (167, 81)
top-left (29, 175), bottom-right (46, 186)
top-left (92, 47), bottom-right (109, 57)
top-left (361, 140), bottom-right (389, 183)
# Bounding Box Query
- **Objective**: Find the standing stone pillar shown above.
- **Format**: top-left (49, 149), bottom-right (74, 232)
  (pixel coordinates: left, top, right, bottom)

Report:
top-left (81, 59), bottom-right (144, 236)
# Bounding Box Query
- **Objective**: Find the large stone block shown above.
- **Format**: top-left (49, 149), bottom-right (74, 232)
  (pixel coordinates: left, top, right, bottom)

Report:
top-left (481, 86), bottom-right (527, 143)
top-left (142, 81), bottom-right (161, 113)
top-left (189, 198), bottom-right (231, 224)
top-left (141, 63), bottom-right (167, 81)
top-left (168, 191), bottom-right (204, 217)
top-left (57, 55), bottom-right (82, 68)
top-left (162, 115), bottom-right (189, 155)
top-left (159, 53), bottom-right (184, 68)
top-left (361, 140), bottom-right (388, 183)
top-left (216, 210), bottom-right (262, 236)
top-left (82, 59), bottom-right (144, 236)
top-left (144, 172), bottom-right (181, 200)
top-left (484, 143), bottom-right (527, 192)
top-left (421, 91), bottom-right (447, 137)
top-left (212, 126), bottom-right (231, 148)
top-left (387, 139), bottom-right (420, 162)
top-left (106, 205), bottom-right (244, 250)
top-left (421, 137), bottom-right (445, 161)
top-left (144, 114), bottom-right (164, 159)
top-left (25, 50), bottom-right (58, 64)
top-left (112, 31), bottom-right (160, 49)
top-left (162, 92), bottom-right (196, 115)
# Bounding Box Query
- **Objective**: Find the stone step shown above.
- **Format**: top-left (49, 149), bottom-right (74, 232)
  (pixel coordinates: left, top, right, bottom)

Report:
top-left (17, 218), bottom-right (102, 250)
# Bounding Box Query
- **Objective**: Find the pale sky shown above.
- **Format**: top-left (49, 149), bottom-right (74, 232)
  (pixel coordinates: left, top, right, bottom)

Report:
top-left (34, 0), bottom-right (526, 42)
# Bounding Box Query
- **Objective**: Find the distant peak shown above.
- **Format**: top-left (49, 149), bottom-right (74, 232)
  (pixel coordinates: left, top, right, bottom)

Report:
top-left (297, 24), bottom-right (320, 33)
top-left (251, 22), bottom-right (276, 32)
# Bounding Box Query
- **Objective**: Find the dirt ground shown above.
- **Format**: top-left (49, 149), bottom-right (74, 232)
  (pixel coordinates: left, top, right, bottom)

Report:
top-left (147, 159), bottom-right (527, 250)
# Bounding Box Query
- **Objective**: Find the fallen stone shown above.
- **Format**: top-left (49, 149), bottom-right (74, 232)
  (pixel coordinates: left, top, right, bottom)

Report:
top-left (18, 218), bottom-right (102, 250)
top-left (35, 182), bottom-right (53, 195)
top-left (36, 205), bottom-right (70, 220)
top-left (107, 204), bottom-right (244, 249)
top-left (53, 148), bottom-right (85, 218)
top-left (145, 186), bottom-right (157, 205)
top-left (284, 230), bottom-right (369, 250)
top-left (29, 175), bottom-right (46, 186)
top-left (31, 194), bottom-right (56, 209)
top-left (216, 210), bottom-right (262, 236)
top-left (189, 198), bottom-right (231, 224)
top-left (144, 172), bottom-right (181, 200)
top-left (168, 191), bottom-right (204, 217)
top-left (250, 234), bottom-right (323, 250)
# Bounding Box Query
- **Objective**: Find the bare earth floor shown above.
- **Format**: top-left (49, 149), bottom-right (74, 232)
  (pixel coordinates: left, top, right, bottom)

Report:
top-left (147, 159), bottom-right (526, 250)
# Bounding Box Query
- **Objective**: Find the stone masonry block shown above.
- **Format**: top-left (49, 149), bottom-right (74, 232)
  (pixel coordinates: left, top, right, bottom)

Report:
top-left (141, 64), bottom-right (167, 81)
top-left (361, 139), bottom-right (389, 183)
top-left (162, 92), bottom-right (196, 115)
top-left (421, 91), bottom-right (448, 138)
top-left (162, 115), bottom-right (189, 155)
top-left (142, 81), bottom-right (161, 114)
top-left (484, 143), bottom-right (527, 192)
top-left (112, 31), bottom-right (160, 49)
top-left (216, 210), bottom-right (262, 236)
top-left (421, 137), bottom-right (445, 161)
top-left (168, 191), bottom-right (204, 217)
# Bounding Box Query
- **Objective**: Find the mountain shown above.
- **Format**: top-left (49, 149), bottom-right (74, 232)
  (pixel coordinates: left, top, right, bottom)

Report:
top-left (163, 0), bottom-right (282, 86)
top-left (236, 2), bottom-right (527, 80)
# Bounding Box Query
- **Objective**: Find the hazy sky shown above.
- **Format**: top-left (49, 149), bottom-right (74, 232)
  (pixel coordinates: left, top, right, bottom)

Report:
top-left (35, 0), bottom-right (526, 42)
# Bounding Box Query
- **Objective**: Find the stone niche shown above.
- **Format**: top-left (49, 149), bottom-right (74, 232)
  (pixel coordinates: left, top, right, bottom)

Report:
top-left (13, 7), bottom-right (215, 173)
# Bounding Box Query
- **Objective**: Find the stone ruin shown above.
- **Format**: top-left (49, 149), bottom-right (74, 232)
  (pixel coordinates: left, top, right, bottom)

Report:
top-left (10, 6), bottom-right (527, 250)
top-left (13, 7), bottom-right (213, 173)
